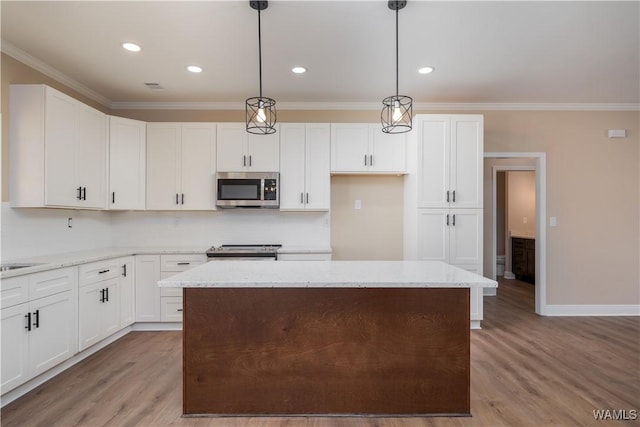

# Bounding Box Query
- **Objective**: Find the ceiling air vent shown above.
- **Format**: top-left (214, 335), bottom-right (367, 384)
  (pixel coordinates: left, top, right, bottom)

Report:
top-left (144, 82), bottom-right (165, 91)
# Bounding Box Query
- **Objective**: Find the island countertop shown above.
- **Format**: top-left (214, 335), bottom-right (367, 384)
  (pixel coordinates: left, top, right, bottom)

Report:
top-left (158, 260), bottom-right (497, 289)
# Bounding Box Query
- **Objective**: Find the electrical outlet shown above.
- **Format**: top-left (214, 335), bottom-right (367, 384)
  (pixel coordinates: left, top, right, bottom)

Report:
top-left (550, 216), bottom-right (557, 227)
top-left (354, 200), bottom-right (362, 210)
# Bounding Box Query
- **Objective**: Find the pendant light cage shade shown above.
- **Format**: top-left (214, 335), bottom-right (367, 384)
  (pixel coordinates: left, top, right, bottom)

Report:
top-left (246, 96), bottom-right (277, 135)
top-left (246, 0), bottom-right (277, 135)
top-left (381, 94), bottom-right (412, 134)
top-left (381, 0), bottom-right (413, 134)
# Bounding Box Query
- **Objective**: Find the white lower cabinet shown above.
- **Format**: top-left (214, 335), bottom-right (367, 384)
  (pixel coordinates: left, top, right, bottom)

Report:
top-left (160, 254), bottom-right (206, 322)
top-left (135, 253), bottom-right (204, 323)
top-left (78, 278), bottom-right (120, 351)
top-left (416, 209), bottom-right (484, 327)
top-left (119, 257), bottom-right (135, 328)
top-left (1, 267), bottom-right (78, 394)
top-left (78, 258), bottom-right (133, 351)
top-left (135, 255), bottom-right (161, 322)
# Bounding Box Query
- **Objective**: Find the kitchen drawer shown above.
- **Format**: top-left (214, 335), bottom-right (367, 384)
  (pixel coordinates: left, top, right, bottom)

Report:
top-left (160, 254), bottom-right (206, 272)
top-left (160, 296), bottom-right (183, 322)
top-left (79, 258), bottom-right (124, 286)
top-left (160, 287), bottom-right (182, 297)
top-left (1, 275), bottom-right (29, 309)
top-left (29, 267), bottom-right (77, 300)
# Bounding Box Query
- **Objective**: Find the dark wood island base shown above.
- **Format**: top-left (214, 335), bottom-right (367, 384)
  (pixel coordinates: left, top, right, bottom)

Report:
top-left (183, 287), bottom-right (470, 416)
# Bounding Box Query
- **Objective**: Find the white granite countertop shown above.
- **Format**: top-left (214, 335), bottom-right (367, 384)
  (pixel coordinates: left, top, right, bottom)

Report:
top-left (0, 246), bottom-right (332, 278)
top-left (158, 260), bottom-right (498, 289)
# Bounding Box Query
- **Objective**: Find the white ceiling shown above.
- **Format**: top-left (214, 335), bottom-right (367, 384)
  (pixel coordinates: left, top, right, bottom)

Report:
top-left (2, 1), bottom-right (639, 110)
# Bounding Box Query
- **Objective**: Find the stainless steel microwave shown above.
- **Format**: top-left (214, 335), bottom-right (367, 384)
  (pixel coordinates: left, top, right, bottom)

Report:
top-left (216, 172), bottom-right (279, 208)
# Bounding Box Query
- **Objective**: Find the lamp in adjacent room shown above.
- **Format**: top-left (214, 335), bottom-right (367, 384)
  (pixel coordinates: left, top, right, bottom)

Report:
top-left (381, 0), bottom-right (413, 134)
top-left (246, 1), bottom-right (277, 134)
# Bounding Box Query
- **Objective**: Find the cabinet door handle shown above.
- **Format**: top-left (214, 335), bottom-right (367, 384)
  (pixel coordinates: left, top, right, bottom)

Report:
top-left (122, 264), bottom-right (127, 277)
top-left (83, 187), bottom-right (87, 201)
top-left (77, 187), bottom-right (83, 200)
top-left (25, 313), bottom-right (32, 331)
top-left (452, 190), bottom-right (456, 203)
top-left (300, 192), bottom-right (304, 204)
top-left (306, 193), bottom-right (309, 204)
top-left (446, 190), bottom-right (450, 203)
top-left (105, 287), bottom-right (109, 302)
top-left (181, 193), bottom-right (185, 205)
top-left (100, 289), bottom-right (105, 303)
top-left (176, 193), bottom-right (179, 205)
top-left (112, 192), bottom-right (115, 204)
top-left (177, 262), bottom-right (191, 266)
top-left (243, 155), bottom-right (246, 167)
top-left (370, 155), bottom-right (373, 166)
top-left (249, 155), bottom-right (252, 167)
top-left (33, 310), bottom-right (40, 329)
top-left (98, 269), bottom-right (110, 274)
top-left (452, 214), bottom-right (456, 226)
top-left (446, 214), bottom-right (449, 226)
top-left (364, 155), bottom-right (368, 166)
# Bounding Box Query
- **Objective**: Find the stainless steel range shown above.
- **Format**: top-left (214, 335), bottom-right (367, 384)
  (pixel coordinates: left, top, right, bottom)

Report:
top-left (206, 244), bottom-right (282, 261)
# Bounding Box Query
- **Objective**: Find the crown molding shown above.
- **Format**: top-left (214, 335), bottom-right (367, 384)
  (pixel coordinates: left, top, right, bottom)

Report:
top-left (3, 40), bottom-right (638, 113)
top-left (111, 101), bottom-right (640, 111)
top-left (1, 40), bottom-right (112, 108)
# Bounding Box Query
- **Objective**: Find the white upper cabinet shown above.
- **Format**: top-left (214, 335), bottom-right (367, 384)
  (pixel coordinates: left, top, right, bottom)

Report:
top-left (280, 123), bottom-right (330, 211)
top-left (417, 115), bottom-right (483, 208)
top-left (108, 116), bottom-right (146, 210)
top-left (10, 84), bottom-right (107, 208)
top-left (146, 123), bottom-right (216, 210)
top-left (216, 123), bottom-right (279, 172)
top-left (331, 124), bottom-right (406, 173)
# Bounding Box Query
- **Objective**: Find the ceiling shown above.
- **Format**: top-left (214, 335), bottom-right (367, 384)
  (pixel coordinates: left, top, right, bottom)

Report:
top-left (2, 1), bottom-right (639, 110)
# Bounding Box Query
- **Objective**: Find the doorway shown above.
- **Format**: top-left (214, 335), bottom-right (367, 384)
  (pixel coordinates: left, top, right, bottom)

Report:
top-left (484, 153), bottom-right (547, 315)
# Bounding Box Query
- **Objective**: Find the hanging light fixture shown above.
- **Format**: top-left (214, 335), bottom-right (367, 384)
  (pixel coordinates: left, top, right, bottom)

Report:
top-left (381, 0), bottom-right (412, 134)
top-left (246, 1), bottom-right (277, 134)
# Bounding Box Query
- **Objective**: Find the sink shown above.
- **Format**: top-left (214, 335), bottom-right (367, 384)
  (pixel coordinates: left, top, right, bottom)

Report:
top-left (0, 263), bottom-right (43, 272)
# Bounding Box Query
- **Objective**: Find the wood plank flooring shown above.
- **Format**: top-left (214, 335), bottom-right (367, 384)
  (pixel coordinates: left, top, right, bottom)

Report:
top-left (2, 278), bottom-right (639, 426)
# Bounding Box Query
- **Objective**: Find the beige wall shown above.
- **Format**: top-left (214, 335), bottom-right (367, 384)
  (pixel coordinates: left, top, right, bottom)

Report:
top-left (2, 55), bottom-right (639, 306)
top-left (330, 175), bottom-right (403, 260)
top-left (506, 171), bottom-right (536, 238)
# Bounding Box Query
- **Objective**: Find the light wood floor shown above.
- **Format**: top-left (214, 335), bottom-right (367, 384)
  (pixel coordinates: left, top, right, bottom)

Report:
top-left (2, 279), bottom-right (639, 427)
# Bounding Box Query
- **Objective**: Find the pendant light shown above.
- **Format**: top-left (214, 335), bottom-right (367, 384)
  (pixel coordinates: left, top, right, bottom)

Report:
top-left (246, 1), bottom-right (277, 134)
top-left (381, 0), bottom-right (412, 134)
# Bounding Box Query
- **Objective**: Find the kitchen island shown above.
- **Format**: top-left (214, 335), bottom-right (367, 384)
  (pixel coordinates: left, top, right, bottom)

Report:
top-left (158, 260), bottom-right (497, 417)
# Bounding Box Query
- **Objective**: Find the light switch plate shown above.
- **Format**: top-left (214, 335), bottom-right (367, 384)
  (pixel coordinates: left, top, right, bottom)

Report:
top-left (549, 216), bottom-right (557, 227)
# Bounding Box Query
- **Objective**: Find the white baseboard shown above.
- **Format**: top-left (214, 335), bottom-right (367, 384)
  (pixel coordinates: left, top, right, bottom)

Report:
top-left (132, 322), bottom-right (182, 331)
top-left (504, 271), bottom-right (515, 280)
top-left (470, 320), bottom-right (481, 330)
top-left (543, 304), bottom-right (640, 316)
top-left (483, 288), bottom-right (497, 296)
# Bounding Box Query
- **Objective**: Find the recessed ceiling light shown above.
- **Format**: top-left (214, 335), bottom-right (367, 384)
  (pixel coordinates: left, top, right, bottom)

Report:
top-left (122, 42), bottom-right (141, 52)
top-left (418, 66), bottom-right (434, 74)
top-left (187, 65), bottom-right (203, 73)
top-left (292, 66), bottom-right (307, 74)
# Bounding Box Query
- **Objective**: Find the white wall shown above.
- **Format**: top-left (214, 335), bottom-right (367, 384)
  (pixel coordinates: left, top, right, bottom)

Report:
top-left (0, 202), bottom-right (113, 261)
top-left (110, 210), bottom-right (330, 249)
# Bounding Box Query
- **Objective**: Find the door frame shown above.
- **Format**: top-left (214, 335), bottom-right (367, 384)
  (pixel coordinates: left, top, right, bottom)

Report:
top-left (485, 152), bottom-right (547, 315)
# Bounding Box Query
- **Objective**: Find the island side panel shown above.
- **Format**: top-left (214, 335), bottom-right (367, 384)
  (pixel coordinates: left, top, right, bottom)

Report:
top-left (183, 287), bottom-right (470, 416)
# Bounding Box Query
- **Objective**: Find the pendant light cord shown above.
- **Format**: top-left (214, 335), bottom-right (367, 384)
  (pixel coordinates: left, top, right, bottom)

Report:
top-left (395, 6), bottom-right (399, 97)
top-left (258, 7), bottom-right (263, 98)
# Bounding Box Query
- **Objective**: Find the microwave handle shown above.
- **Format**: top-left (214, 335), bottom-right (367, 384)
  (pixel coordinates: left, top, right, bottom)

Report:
top-left (260, 178), bottom-right (265, 201)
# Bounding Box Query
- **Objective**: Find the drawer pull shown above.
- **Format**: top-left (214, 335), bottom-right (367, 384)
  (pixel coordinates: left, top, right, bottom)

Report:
top-left (177, 262), bottom-right (191, 266)
top-left (98, 269), bottom-right (110, 274)
top-left (177, 308), bottom-right (183, 312)
top-left (33, 310), bottom-right (40, 329)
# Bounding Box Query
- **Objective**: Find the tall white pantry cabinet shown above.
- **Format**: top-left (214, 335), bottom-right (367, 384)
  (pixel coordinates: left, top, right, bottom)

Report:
top-left (405, 114), bottom-right (485, 328)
